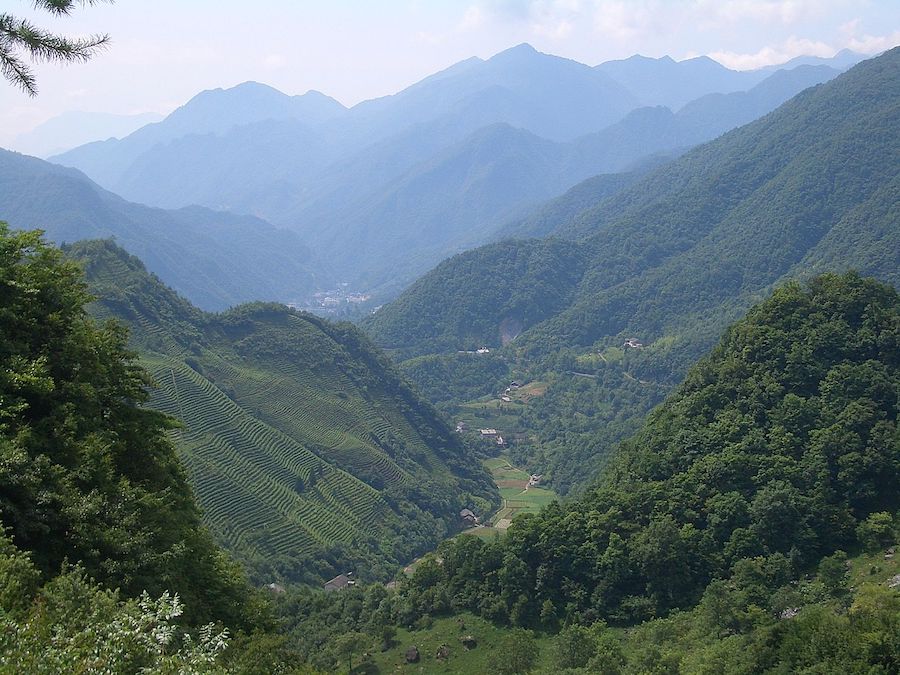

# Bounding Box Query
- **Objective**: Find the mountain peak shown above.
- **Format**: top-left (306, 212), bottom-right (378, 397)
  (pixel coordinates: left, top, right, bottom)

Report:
top-left (490, 43), bottom-right (541, 62)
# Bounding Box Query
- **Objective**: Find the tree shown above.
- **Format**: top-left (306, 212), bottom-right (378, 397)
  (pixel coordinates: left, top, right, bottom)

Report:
top-left (818, 551), bottom-right (849, 599)
top-left (488, 629), bottom-right (539, 675)
top-left (554, 624), bottom-right (596, 669)
top-left (0, 224), bottom-right (258, 629)
top-left (333, 632), bottom-right (372, 674)
top-left (1, 0), bottom-right (111, 96)
top-left (856, 512), bottom-right (897, 552)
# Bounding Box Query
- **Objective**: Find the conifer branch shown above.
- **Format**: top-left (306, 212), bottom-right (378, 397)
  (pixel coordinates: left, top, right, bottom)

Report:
top-left (1, 1), bottom-right (113, 96)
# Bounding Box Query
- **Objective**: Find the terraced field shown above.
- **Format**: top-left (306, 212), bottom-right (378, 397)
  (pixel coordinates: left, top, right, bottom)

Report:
top-left (69, 240), bottom-right (498, 582)
top-left (144, 355), bottom-right (390, 560)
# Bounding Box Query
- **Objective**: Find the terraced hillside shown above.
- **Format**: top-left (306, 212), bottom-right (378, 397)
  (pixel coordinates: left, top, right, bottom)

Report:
top-left (66, 239), bottom-right (497, 583)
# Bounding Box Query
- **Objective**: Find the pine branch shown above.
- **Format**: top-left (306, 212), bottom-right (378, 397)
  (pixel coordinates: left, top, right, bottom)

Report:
top-left (2, 15), bottom-right (109, 62)
top-left (34, 1), bottom-right (112, 17)
top-left (0, 7), bottom-right (111, 96)
top-left (0, 41), bottom-right (36, 95)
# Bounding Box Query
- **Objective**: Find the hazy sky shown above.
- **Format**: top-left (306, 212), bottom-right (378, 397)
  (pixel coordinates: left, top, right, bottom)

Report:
top-left (2, 0), bottom-right (899, 148)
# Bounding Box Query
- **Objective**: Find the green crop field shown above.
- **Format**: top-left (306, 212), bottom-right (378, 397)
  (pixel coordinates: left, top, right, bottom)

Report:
top-left (459, 455), bottom-right (560, 538)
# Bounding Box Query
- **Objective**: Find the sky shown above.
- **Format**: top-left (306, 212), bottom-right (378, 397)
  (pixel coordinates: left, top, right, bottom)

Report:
top-left (2, 0), bottom-right (900, 150)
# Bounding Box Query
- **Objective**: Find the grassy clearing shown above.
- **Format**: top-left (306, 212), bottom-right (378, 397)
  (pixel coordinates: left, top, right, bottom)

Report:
top-left (846, 545), bottom-right (900, 588)
top-left (365, 613), bottom-right (553, 674)
top-left (509, 381), bottom-right (548, 402)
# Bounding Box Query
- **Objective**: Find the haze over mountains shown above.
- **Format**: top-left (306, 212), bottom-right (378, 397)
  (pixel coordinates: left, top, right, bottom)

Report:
top-left (47, 44), bottom-right (863, 300)
top-left (3, 10), bottom-right (900, 668)
top-left (0, 149), bottom-right (323, 310)
top-left (367, 47), bottom-right (900, 490)
top-left (10, 110), bottom-right (163, 158)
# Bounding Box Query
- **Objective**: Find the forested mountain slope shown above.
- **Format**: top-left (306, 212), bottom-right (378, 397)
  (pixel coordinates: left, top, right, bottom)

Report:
top-left (284, 273), bottom-right (900, 674)
top-left (527, 49), bottom-right (900, 353)
top-left (402, 273), bottom-right (900, 626)
top-left (368, 49), bottom-right (900, 354)
top-left (365, 47), bottom-right (900, 492)
top-left (0, 148), bottom-right (324, 311)
top-left (65, 240), bottom-right (497, 584)
top-left (0, 225), bottom-right (261, 633)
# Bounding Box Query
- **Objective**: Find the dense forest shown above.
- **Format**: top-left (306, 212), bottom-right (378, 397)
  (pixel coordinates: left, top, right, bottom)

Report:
top-left (1, 233), bottom-right (898, 673)
top-left (0, 225), bottom-right (291, 670)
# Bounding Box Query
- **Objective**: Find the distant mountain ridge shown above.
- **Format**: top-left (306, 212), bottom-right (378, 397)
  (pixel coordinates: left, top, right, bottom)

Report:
top-left (54, 84), bottom-right (346, 189)
top-left (0, 148), bottom-right (325, 310)
top-left (48, 45), bottom-right (860, 297)
top-left (10, 110), bottom-right (163, 158)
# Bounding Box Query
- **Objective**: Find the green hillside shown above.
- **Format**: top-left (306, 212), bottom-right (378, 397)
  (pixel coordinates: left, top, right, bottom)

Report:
top-left (278, 273), bottom-right (900, 673)
top-left (0, 225), bottom-right (262, 643)
top-left (364, 48), bottom-right (900, 493)
top-left (396, 271), bottom-right (900, 632)
top-left (66, 239), bottom-right (497, 584)
top-left (365, 238), bottom-right (586, 360)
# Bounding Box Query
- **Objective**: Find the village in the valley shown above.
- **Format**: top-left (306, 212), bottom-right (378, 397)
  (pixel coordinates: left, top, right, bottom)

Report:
top-left (450, 378), bottom-right (558, 540)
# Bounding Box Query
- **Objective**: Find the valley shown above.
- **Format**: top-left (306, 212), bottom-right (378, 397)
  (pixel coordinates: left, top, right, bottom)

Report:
top-left (1, 9), bottom-right (899, 672)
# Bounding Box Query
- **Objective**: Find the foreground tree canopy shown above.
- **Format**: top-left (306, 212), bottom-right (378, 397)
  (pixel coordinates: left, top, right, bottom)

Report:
top-left (0, 224), bottom-right (259, 630)
top-left (0, 0), bottom-right (111, 95)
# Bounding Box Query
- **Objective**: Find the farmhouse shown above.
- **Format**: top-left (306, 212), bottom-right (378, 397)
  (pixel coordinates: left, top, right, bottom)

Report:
top-left (528, 474), bottom-right (543, 487)
top-left (500, 395), bottom-right (512, 402)
top-left (496, 435), bottom-right (506, 446)
top-left (455, 421), bottom-right (468, 432)
top-left (323, 572), bottom-right (356, 592)
top-left (480, 428), bottom-right (498, 436)
top-left (476, 347), bottom-right (491, 354)
top-left (623, 338), bottom-right (644, 349)
top-left (460, 508), bottom-right (479, 525)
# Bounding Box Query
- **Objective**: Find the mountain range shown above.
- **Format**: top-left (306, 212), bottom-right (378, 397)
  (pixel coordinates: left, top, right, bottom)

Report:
top-left (2, 31), bottom-right (898, 674)
top-left (365, 46), bottom-right (900, 491)
top-left (0, 148), bottom-right (324, 311)
top-left (47, 45), bottom-right (861, 298)
top-left (9, 110), bottom-right (163, 158)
